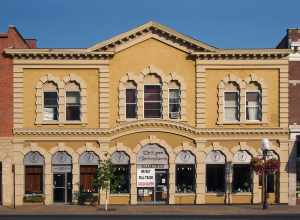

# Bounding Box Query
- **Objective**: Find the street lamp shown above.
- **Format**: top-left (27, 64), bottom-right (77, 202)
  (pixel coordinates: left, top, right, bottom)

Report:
top-left (261, 138), bottom-right (270, 209)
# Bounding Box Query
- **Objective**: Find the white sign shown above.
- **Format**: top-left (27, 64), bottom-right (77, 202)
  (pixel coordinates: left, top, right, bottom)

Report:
top-left (137, 168), bottom-right (155, 187)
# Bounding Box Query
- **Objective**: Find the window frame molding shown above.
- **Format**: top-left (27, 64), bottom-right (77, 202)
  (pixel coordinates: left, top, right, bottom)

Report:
top-left (35, 73), bottom-right (87, 125)
top-left (118, 65), bottom-right (186, 122)
top-left (223, 90), bottom-right (240, 123)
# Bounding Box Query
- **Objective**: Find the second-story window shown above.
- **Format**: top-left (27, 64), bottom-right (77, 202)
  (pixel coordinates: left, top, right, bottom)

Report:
top-left (169, 81), bottom-right (181, 119)
top-left (246, 82), bottom-right (262, 121)
top-left (125, 81), bottom-right (137, 119)
top-left (43, 83), bottom-right (59, 121)
top-left (66, 91), bottom-right (81, 121)
top-left (144, 85), bottom-right (162, 118)
top-left (224, 91), bottom-right (239, 121)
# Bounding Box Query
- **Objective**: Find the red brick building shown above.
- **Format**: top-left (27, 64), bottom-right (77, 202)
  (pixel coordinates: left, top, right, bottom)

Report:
top-left (0, 25), bottom-right (36, 205)
top-left (277, 28), bottom-right (300, 205)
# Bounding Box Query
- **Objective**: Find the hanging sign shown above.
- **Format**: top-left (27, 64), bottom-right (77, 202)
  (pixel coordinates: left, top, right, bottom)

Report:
top-left (137, 168), bottom-right (155, 187)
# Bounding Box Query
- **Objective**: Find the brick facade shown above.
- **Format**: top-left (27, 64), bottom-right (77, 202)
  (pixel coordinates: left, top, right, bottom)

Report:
top-left (0, 26), bottom-right (36, 137)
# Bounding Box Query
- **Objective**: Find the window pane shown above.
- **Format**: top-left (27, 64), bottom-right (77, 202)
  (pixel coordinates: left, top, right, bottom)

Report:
top-left (144, 93), bottom-right (161, 101)
top-left (144, 109), bottom-right (162, 118)
top-left (206, 164), bottom-right (225, 192)
top-left (169, 104), bottom-right (180, 113)
top-left (176, 165), bottom-right (195, 193)
top-left (66, 92), bottom-right (80, 104)
top-left (225, 92), bottom-right (238, 107)
top-left (111, 165), bottom-right (130, 193)
top-left (44, 92), bottom-right (58, 106)
top-left (126, 89), bottom-right (137, 103)
top-left (169, 89), bottom-right (180, 99)
top-left (232, 164), bottom-right (251, 192)
top-left (43, 107), bottom-right (58, 121)
top-left (144, 102), bottom-right (161, 109)
top-left (224, 107), bottom-right (238, 121)
top-left (246, 92), bottom-right (261, 121)
top-left (126, 104), bottom-right (137, 118)
top-left (144, 85), bottom-right (161, 93)
top-left (246, 92), bottom-right (259, 104)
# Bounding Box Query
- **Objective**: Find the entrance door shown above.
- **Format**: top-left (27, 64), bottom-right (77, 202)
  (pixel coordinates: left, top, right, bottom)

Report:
top-left (155, 169), bottom-right (168, 204)
top-left (53, 173), bottom-right (72, 203)
top-left (53, 173), bottom-right (65, 203)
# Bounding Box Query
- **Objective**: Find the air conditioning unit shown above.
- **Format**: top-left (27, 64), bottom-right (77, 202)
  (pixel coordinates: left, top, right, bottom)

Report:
top-left (170, 112), bottom-right (180, 119)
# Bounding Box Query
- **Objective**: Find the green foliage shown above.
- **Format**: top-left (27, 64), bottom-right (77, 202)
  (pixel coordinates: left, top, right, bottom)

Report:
top-left (23, 194), bottom-right (45, 203)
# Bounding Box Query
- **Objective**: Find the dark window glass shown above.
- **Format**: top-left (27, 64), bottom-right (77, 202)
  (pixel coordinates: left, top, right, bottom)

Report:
top-left (66, 91), bottom-right (80, 121)
top-left (246, 92), bottom-right (262, 121)
top-left (111, 165), bottom-right (130, 194)
top-left (144, 85), bottom-right (162, 118)
top-left (176, 164), bottom-right (195, 193)
top-left (232, 164), bottom-right (251, 192)
top-left (25, 166), bottom-right (43, 194)
top-left (266, 174), bottom-right (275, 193)
top-left (169, 89), bottom-right (181, 119)
top-left (43, 92), bottom-right (58, 120)
top-left (80, 165), bottom-right (97, 193)
top-left (126, 89), bottom-right (137, 118)
top-left (206, 164), bottom-right (225, 192)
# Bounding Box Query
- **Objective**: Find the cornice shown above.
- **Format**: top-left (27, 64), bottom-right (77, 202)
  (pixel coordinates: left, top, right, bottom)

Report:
top-left (4, 48), bottom-right (114, 60)
top-left (14, 120), bottom-right (289, 137)
top-left (192, 49), bottom-right (291, 60)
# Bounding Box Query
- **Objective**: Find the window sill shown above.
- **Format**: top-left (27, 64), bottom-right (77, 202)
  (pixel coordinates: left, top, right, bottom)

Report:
top-left (205, 192), bottom-right (225, 196)
top-left (232, 192), bottom-right (252, 195)
top-left (64, 121), bottom-right (86, 125)
top-left (38, 121), bottom-right (59, 125)
top-left (217, 121), bottom-right (267, 125)
top-left (37, 121), bottom-right (87, 126)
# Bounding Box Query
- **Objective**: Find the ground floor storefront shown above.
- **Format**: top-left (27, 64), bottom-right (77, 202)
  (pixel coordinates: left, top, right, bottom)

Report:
top-left (0, 127), bottom-right (291, 206)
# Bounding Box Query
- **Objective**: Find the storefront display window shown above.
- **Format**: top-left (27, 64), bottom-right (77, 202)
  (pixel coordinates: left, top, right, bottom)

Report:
top-left (232, 164), bottom-right (251, 192)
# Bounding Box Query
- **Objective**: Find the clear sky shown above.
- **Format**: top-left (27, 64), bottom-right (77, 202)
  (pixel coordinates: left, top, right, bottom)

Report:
top-left (1, 0), bottom-right (300, 49)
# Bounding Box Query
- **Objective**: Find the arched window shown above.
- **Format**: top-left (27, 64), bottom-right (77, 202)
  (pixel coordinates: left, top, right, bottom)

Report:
top-left (224, 82), bottom-right (240, 122)
top-left (125, 81), bottom-right (137, 119)
top-left (79, 151), bottom-right (99, 193)
top-left (144, 74), bottom-right (162, 118)
top-left (246, 82), bottom-right (262, 121)
top-left (43, 82), bottom-right (59, 121)
top-left (169, 80), bottom-right (181, 119)
top-left (175, 151), bottom-right (195, 193)
top-left (205, 150), bottom-right (226, 193)
top-left (232, 150), bottom-right (252, 193)
top-left (110, 151), bottom-right (130, 194)
top-left (65, 82), bottom-right (81, 121)
top-left (24, 151), bottom-right (44, 195)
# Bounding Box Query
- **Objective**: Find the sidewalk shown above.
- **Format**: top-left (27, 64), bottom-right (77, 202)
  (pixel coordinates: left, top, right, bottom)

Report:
top-left (1, 204), bottom-right (300, 216)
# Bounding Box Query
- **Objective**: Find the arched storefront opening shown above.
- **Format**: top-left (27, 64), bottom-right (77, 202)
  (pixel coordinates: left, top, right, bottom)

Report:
top-left (79, 151), bottom-right (99, 195)
top-left (111, 151), bottom-right (130, 194)
top-left (52, 151), bottom-right (72, 203)
top-left (137, 144), bottom-right (169, 204)
top-left (24, 152), bottom-right (44, 196)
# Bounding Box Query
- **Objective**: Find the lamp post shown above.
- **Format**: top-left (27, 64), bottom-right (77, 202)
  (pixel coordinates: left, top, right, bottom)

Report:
top-left (261, 138), bottom-right (270, 209)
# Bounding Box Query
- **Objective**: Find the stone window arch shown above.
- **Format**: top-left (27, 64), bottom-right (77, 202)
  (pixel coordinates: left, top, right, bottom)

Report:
top-left (243, 74), bottom-right (268, 123)
top-left (63, 74), bottom-right (87, 124)
top-left (35, 74), bottom-right (64, 124)
top-left (217, 74), bottom-right (244, 124)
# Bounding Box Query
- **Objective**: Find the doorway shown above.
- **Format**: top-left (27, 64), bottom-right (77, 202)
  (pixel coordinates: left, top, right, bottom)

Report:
top-left (53, 172), bottom-right (72, 203)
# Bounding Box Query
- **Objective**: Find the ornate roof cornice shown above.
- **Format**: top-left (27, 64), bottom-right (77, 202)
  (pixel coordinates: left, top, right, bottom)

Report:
top-left (14, 120), bottom-right (289, 138)
top-left (4, 48), bottom-right (114, 60)
top-left (192, 49), bottom-right (291, 60)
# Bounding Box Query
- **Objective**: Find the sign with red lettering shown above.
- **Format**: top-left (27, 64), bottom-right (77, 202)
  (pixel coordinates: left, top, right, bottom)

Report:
top-left (137, 168), bottom-right (155, 187)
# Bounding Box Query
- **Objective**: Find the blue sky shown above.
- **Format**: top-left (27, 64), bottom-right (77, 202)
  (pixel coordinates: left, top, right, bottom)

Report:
top-left (1, 0), bottom-right (300, 49)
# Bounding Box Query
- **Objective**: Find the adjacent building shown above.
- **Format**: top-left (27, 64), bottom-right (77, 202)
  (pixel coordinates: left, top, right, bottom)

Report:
top-left (277, 28), bottom-right (300, 205)
top-left (0, 26), bottom-right (36, 206)
top-left (2, 22), bottom-right (292, 206)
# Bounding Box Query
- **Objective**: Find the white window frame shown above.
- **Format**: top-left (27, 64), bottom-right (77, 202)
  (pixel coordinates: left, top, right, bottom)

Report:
top-left (125, 88), bottom-right (137, 119)
top-left (43, 91), bottom-right (59, 122)
top-left (245, 90), bottom-right (262, 122)
top-left (223, 90), bottom-right (240, 122)
top-left (169, 88), bottom-right (181, 120)
top-left (143, 84), bottom-right (162, 119)
top-left (65, 91), bottom-right (81, 122)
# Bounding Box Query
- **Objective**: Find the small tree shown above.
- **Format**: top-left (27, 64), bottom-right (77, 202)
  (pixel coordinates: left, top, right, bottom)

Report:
top-left (93, 158), bottom-right (120, 211)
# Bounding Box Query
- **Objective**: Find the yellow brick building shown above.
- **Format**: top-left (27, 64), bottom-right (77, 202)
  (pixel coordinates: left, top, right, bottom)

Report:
top-left (3, 21), bottom-right (291, 206)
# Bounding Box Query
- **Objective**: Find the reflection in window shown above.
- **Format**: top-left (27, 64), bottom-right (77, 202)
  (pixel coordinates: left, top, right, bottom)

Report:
top-left (176, 165), bottom-right (195, 193)
top-left (246, 91), bottom-right (262, 121)
top-left (80, 165), bottom-right (97, 193)
top-left (232, 164), bottom-right (251, 192)
top-left (66, 91), bottom-right (81, 121)
top-left (25, 166), bottom-right (43, 194)
top-left (224, 92), bottom-right (239, 121)
top-left (111, 165), bottom-right (130, 193)
top-left (126, 88), bottom-right (137, 118)
top-left (169, 89), bottom-right (181, 119)
top-left (43, 92), bottom-right (58, 121)
top-left (206, 164), bottom-right (225, 192)
top-left (144, 85), bottom-right (162, 118)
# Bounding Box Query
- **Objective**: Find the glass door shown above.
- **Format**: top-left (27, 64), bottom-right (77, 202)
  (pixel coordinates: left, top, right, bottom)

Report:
top-left (155, 169), bottom-right (168, 204)
top-left (53, 173), bottom-right (65, 203)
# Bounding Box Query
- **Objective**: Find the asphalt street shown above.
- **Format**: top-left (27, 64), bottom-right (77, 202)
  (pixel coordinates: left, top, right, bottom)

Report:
top-left (0, 215), bottom-right (300, 220)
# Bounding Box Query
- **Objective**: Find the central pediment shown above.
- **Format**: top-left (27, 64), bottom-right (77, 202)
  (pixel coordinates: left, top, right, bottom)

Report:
top-left (88, 21), bottom-right (218, 53)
